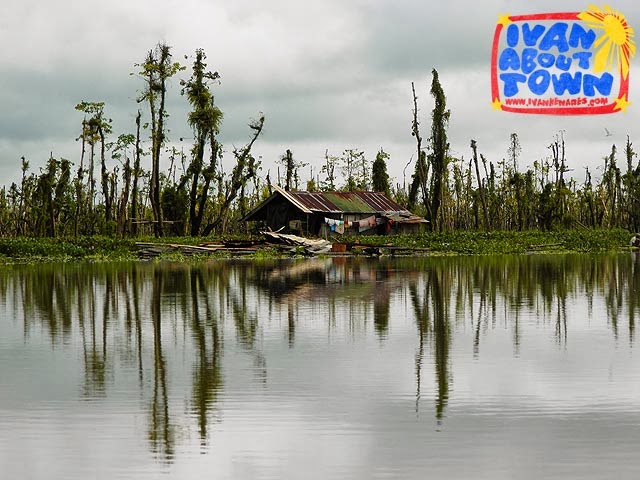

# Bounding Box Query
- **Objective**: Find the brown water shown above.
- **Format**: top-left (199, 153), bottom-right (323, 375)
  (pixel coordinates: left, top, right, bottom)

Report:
top-left (1, 254), bottom-right (639, 479)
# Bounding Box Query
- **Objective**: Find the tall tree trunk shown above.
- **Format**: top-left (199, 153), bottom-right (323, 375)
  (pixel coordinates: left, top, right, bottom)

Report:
top-left (118, 151), bottom-right (131, 237)
top-left (75, 123), bottom-right (86, 237)
top-left (284, 149), bottom-right (293, 191)
top-left (189, 136), bottom-right (206, 236)
top-left (89, 141), bottom-right (95, 231)
top-left (428, 69), bottom-right (449, 232)
top-left (152, 83), bottom-right (165, 237)
top-left (408, 82), bottom-right (430, 213)
top-left (194, 136), bottom-right (218, 236)
top-left (471, 140), bottom-right (489, 230)
top-left (99, 125), bottom-right (111, 224)
top-left (202, 116), bottom-right (264, 235)
top-left (131, 111), bottom-right (142, 236)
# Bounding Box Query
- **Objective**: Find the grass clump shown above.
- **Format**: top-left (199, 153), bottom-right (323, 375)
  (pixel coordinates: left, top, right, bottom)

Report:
top-left (351, 228), bottom-right (632, 255)
top-left (0, 236), bottom-right (137, 263)
top-left (0, 228), bottom-right (634, 264)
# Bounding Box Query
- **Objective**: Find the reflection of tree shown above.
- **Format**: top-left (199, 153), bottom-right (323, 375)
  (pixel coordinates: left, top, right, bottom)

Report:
top-left (189, 268), bottom-right (223, 446)
top-left (148, 269), bottom-right (174, 462)
top-left (431, 269), bottom-right (450, 424)
top-left (230, 268), bottom-right (267, 382)
top-left (604, 252), bottom-right (640, 344)
top-left (629, 253), bottom-right (640, 343)
top-left (411, 264), bottom-right (451, 425)
top-left (18, 266), bottom-right (74, 342)
top-left (287, 297), bottom-right (296, 348)
top-left (373, 267), bottom-right (391, 338)
top-left (7, 253), bottom-right (640, 462)
top-left (471, 262), bottom-right (494, 359)
top-left (556, 261), bottom-right (569, 347)
top-left (555, 295), bottom-right (568, 347)
top-left (120, 265), bottom-right (145, 387)
top-left (412, 280), bottom-right (429, 415)
top-left (373, 297), bottom-right (390, 338)
top-left (79, 269), bottom-right (107, 398)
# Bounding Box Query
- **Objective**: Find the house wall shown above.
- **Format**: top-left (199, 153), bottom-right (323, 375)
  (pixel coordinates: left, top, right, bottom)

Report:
top-left (394, 222), bottom-right (424, 235)
top-left (255, 196), bottom-right (303, 233)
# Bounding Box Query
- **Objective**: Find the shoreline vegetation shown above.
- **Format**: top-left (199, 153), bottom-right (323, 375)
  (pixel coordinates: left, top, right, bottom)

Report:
top-left (3, 47), bottom-right (640, 244)
top-left (3, 46), bottom-right (640, 259)
top-left (0, 229), bottom-right (635, 264)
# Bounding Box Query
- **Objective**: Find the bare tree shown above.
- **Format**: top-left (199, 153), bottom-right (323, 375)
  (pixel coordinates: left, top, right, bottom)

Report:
top-left (135, 43), bottom-right (184, 237)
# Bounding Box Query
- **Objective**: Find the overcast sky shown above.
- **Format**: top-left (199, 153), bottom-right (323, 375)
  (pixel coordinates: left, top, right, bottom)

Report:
top-left (1, 0), bottom-right (639, 189)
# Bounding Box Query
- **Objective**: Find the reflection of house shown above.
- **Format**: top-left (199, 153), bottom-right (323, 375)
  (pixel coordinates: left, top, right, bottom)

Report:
top-left (242, 185), bottom-right (428, 236)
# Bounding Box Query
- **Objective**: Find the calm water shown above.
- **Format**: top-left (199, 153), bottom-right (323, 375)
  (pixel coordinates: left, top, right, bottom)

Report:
top-left (1, 254), bottom-right (640, 479)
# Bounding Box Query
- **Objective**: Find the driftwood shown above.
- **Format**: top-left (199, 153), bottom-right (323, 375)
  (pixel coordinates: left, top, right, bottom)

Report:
top-left (135, 241), bottom-right (261, 259)
top-left (135, 232), bottom-right (433, 260)
top-left (135, 232), bottom-right (333, 260)
top-left (261, 231), bottom-right (333, 254)
top-left (262, 233), bottom-right (431, 257)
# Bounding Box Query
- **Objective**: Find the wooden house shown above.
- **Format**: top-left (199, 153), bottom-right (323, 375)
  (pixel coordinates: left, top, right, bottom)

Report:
top-left (242, 185), bottom-right (428, 236)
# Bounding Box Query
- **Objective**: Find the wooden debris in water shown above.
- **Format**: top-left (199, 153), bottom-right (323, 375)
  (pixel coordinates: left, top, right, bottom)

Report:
top-left (135, 232), bottom-right (432, 260)
top-left (135, 241), bottom-right (262, 259)
top-left (261, 231), bottom-right (333, 254)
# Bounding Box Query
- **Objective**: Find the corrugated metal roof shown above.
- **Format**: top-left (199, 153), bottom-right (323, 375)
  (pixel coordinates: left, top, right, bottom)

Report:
top-left (241, 185), bottom-right (428, 223)
top-left (278, 186), bottom-right (408, 214)
top-left (384, 212), bottom-right (429, 224)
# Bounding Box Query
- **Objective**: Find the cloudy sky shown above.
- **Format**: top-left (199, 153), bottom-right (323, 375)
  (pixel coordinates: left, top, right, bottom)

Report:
top-left (1, 0), bottom-right (639, 189)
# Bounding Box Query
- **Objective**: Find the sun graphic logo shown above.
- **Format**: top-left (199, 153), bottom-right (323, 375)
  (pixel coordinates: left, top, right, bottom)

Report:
top-left (491, 4), bottom-right (636, 115)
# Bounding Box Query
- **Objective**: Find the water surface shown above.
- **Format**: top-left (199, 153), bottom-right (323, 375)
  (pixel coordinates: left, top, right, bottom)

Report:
top-left (1, 254), bottom-right (639, 479)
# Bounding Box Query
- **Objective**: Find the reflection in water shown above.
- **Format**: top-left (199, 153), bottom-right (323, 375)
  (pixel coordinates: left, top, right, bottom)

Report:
top-left (411, 266), bottom-right (451, 424)
top-left (2, 253), bottom-right (640, 463)
top-left (373, 267), bottom-right (391, 338)
top-left (630, 252), bottom-right (640, 343)
top-left (189, 268), bottom-right (223, 446)
top-left (149, 268), bottom-right (174, 462)
top-left (431, 268), bottom-right (451, 424)
top-left (80, 275), bottom-right (108, 399)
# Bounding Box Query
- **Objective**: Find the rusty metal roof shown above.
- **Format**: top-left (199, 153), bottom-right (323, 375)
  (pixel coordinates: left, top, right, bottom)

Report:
top-left (242, 185), bottom-right (428, 223)
top-left (277, 186), bottom-right (408, 214)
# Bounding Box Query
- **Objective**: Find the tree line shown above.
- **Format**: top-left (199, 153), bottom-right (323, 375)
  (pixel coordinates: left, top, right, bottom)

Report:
top-left (0, 47), bottom-right (638, 238)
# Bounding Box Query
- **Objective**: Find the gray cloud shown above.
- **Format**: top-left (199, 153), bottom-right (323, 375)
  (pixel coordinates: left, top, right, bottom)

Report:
top-left (1, 0), bottom-right (639, 185)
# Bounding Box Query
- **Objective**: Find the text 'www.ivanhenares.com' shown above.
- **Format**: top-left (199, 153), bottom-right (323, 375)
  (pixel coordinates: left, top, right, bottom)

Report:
top-left (504, 96), bottom-right (610, 108)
